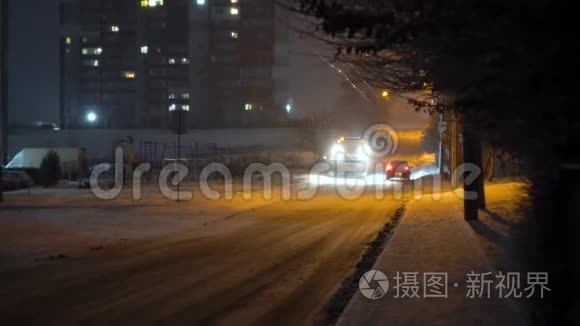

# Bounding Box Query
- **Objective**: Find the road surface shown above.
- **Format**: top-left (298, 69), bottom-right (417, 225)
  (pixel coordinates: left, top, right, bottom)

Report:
top-left (0, 179), bottom-right (406, 325)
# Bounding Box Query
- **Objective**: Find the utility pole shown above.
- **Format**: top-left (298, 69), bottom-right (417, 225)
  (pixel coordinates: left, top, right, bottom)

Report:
top-left (176, 110), bottom-right (182, 203)
top-left (450, 113), bottom-right (459, 188)
top-left (437, 113), bottom-right (446, 175)
top-left (170, 107), bottom-right (188, 203)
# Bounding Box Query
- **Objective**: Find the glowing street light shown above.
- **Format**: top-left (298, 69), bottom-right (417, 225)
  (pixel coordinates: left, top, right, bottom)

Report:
top-left (381, 90), bottom-right (389, 98)
top-left (285, 98), bottom-right (294, 114)
top-left (86, 111), bottom-right (97, 123)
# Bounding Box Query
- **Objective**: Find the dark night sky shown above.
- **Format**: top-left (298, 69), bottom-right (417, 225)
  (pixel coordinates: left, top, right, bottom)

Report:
top-left (8, 0), bottom-right (60, 125)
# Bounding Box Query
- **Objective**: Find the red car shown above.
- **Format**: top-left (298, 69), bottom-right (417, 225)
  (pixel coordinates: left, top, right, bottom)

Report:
top-left (385, 160), bottom-right (411, 180)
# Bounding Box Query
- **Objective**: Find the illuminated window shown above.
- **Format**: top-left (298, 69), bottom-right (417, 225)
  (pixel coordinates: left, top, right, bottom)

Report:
top-left (231, 31), bottom-right (238, 39)
top-left (181, 93), bottom-right (190, 99)
top-left (244, 103), bottom-right (253, 111)
top-left (83, 59), bottom-right (99, 67)
top-left (181, 58), bottom-right (189, 64)
top-left (123, 71), bottom-right (136, 79)
top-left (140, 46), bottom-right (148, 54)
top-left (196, 0), bottom-right (206, 5)
top-left (141, 0), bottom-right (163, 7)
top-left (82, 47), bottom-right (103, 55)
top-left (168, 58), bottom-right (176, 64)
top-left (231, 0), bottom-right (238, 3)
top-left (111, 25), bottom-right (120, 32)
top-left (168, 93), bottom-right (176, 99)
top-left (169, 104), bottom-right (189, 112)
top-left (230, 7), bottom-right (239, 15)
top-left (65, 37), bottom-right (71, 44)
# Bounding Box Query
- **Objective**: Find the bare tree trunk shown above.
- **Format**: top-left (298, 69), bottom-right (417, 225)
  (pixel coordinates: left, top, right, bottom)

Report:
top-left (462, 129), bottom-right (485, 220)
top-left (486, 145), bottom-right (495, 182)
top-left (475, 137), bottom-right (486, 210)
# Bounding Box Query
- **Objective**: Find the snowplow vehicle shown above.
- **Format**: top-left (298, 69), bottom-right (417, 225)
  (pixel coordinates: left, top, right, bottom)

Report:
top-left (326, 136), bottom-right (370, 177)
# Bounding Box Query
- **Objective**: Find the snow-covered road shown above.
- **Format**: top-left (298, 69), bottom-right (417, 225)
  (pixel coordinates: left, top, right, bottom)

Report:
top-left (0, 181), bottom-right (406, 324)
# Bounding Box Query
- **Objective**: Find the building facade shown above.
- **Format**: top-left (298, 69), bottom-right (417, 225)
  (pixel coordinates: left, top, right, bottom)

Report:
top-left (61, 0), bottom-right (278, 129)
top-left (1, 0), bottom-right (8, 163)
top-left (191, 0), bottom-right (276, 127)
top-left (61, 0), bottom-right (189, 129)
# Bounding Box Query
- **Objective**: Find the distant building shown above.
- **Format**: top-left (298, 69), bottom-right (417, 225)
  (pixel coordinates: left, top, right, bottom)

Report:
top-left (60, 0), bottom-right (280, 129)
top-left (191, 0), bottom-right (277, 127)
top-left (1, 0), bottom-right (8, 163)
top-left (60, 0), bottom-right (189, 129)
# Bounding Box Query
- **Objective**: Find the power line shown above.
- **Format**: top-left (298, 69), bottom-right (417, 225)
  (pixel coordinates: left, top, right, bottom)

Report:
top-left (315, 53), bottom-right (373, 104)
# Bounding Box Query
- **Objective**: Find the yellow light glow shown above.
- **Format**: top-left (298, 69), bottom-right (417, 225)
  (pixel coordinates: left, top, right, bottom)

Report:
top-left (381, 91), bottom-right (389, 98)
top-left (141, 0), bottom-right (163, 7)
top-left (123, 71), bottom-right (136, 79)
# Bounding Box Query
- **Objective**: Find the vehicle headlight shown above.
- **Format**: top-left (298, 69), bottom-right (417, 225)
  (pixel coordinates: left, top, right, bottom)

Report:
top-left (330, 144), bottom-right (344, 160)
top-left (357, 145), bottom-right (368, 161)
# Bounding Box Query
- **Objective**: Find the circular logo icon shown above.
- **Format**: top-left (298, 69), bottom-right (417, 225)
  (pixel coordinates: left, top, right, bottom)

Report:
top-left (362, 124), bottom-right (398, 159)
top-left (359, 270), bottom-right (389, 300)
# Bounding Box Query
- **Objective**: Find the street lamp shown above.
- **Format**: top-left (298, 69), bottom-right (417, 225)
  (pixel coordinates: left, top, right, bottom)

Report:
top-left (381, 90), bottom-right (389, 99)
top-left (86, 111), bottom-right (97, 123)
top-left (285, 98), bottom-right (294, 114)
top-left (169, 104), bottom-right (189, 203)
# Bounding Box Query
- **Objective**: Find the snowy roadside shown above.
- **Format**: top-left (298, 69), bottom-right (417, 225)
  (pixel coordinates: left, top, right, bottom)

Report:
top-left (0, 180), bottom-right (300, 270)
top-left (338, 181), bottom-right (530, 326)
top-left (467, 181), bottom-right (529, 273)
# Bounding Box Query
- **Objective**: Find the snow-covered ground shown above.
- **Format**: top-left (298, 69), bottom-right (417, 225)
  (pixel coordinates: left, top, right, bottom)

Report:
top-left (0, 182), bottom-right (291, 268)
top-left (0, 170), bottom-right (446, 270)
top-left (0, 179), bottom-right (404, 324)
top-left (339, 181), bottom-right (530, 326)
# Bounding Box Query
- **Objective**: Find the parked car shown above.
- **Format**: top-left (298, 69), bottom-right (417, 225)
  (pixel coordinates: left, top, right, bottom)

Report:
top-left (1, 170), bottom-right (34, 190)
top-left (385, 160), bottom-right (412, 180)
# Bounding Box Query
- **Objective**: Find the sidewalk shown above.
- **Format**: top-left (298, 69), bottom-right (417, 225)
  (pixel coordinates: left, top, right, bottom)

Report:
top-left (338, 183), bottom-right (527, 326)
